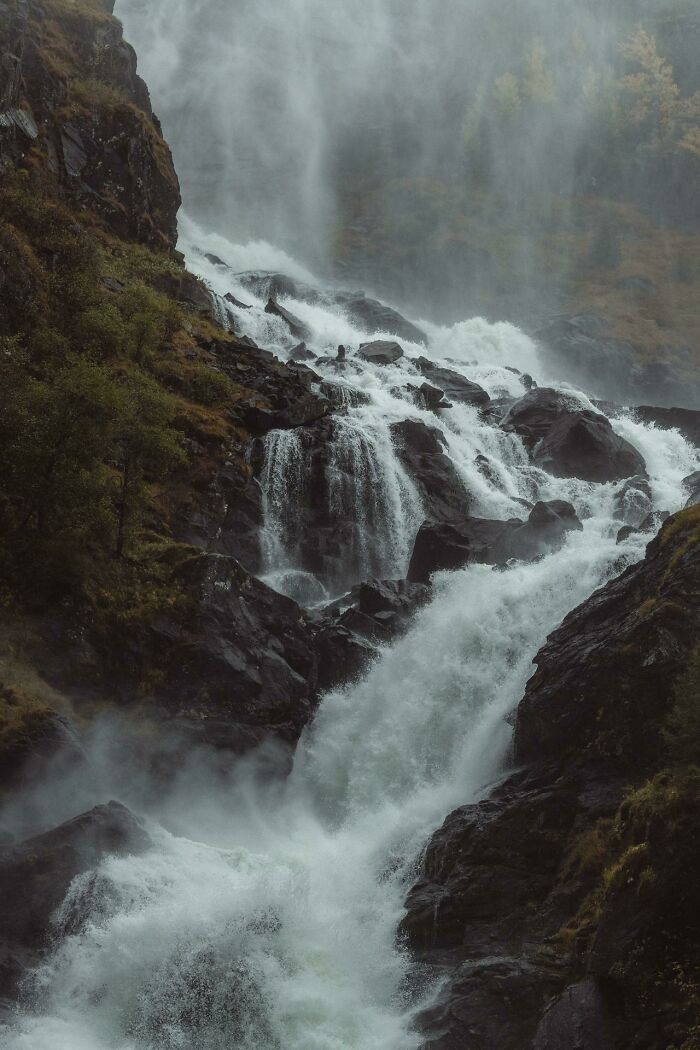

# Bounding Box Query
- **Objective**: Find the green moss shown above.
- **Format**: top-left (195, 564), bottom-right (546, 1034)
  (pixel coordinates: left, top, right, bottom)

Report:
top-left (0, 684), bottom-right (55, 757)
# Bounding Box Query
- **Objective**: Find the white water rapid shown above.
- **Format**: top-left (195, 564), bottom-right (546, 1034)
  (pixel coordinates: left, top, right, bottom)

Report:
top-left (3, 220), bottom-right (698, 1047)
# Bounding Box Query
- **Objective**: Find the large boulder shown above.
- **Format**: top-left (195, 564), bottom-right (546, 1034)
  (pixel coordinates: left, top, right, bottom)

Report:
top-left (264, 297), bottom-right (312, 342)
top-left (357, 339), bottom-right (404, 365)
top-left (310, 578), bottom-right (430, 693)
top-left (502, 389), bottom-right (646, 483)
top-left (334, 291), bottom-right (427, 346)
top-left (414, 357), bottom-right (490, 408)
top-left (390, 419), bottom-right (471, 523)
top-left (534, 411), bottom-right (646, 483)
top-left (0, 802), bottom-right (150, 999)
top-left (407, 501), bottom-right (582, 583)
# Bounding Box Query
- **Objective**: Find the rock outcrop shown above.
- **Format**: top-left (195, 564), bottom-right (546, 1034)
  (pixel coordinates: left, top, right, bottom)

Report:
top-left (390, 419), bottom-right (471, 523)
top-left (1, 0), bottom-right (181, 247)
top-left (414, 357), bottom-right (490, 408)
top-left (501, 388), bottom-right (646, 483)
top-left (408, 501), bottom-right (582, 583)
top-left (404, 507), bottom-right (700, 1049)
top-left (357, 339), bottom-right (404, 365)
top-left (0, 801), bottom-right (150, 999)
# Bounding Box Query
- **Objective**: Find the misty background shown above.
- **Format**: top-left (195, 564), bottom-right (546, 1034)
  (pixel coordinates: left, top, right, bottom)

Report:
top-left (118, 0), bottom-right (700, 322)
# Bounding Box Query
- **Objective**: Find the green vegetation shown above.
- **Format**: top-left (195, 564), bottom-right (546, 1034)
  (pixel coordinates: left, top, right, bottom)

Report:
top-left (0, 175), bottom-right (232, 607)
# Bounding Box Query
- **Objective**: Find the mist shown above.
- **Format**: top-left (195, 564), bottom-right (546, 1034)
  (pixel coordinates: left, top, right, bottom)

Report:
top-left (116, 0), bottom-right (698, 323)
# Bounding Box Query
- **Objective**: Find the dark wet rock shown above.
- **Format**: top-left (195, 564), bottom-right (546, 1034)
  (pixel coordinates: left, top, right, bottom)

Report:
top-left (264, 297), bottom-right (312, 342)
top-left (318, 381), bottom-right (370, 410)
top-left (401, 767), bottom-right (598, 1050)
top-left (502, 388), bottom-right (646, 482)
top-left (289, 341), bottom-right (316, 361)
top-left (531, 979), bottom-right (615, 1050)
top-left (357, 339), bottom-right (404, 365)
top-left (613, 475), bottom-right (653, 526)
top-left (515, 509), bottom-right (700, 776)
top-left (316, 578), bottom-right (430, 653)
top-left (507, 500), bottom-right (583, 560)
top-left (682, 470), bottom-right (700, 507)
top-left (211, 338), bottom-right (330, 434)
top-left (616, 509), bottom-right (670, 544)
top-left (633, 405), bottom-right (700, 448)
top-left (502, 388), bottom-right (590, 447)
top-left (535, 412), bottom-right (646, 483)
top-left (0, 802), bottom-right (150, 998)
top-left (407, 501), bottom-right (582, 583)
top-left (414, 357), bottom-right (490, 407)
top-left (223, 291), bottom-right (251, 310)
top-left (334, 291), bottom-right (427, 345)
top-left (147, 555), bottom-right (319, 752)
top-left (235, 273), bottom-right (427, 345)
top-left (239, 272), bottom-right (303, 300)
top-left (390, 419), bottom-right (471, 523)
top-left (417, 381), bottom-right (450, 410)
top-left (314, 626), bottom-right (376, 693)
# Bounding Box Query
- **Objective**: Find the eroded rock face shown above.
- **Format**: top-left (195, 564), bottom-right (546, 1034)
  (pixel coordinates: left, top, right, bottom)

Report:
top-left (0, 802), bottom-right (150, 999)
top-left (407, 501), bottom-right (582, 583)
top-left (149, 555), bottom-right (318, 753)
top-left (3, 0), bottom-right (181, 247)
top-left (501, 388), bottom-right (646, 483)
top-left (515, 510), bottom-right (700, 776)
top-left (390, 419), bottom-right (471, 523)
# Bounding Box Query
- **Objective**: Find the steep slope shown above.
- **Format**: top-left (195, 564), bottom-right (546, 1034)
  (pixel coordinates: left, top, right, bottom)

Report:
top-left (0, 0), bottom-right (333, 780)
top-left (403, 506), bottom-right (700, 1050)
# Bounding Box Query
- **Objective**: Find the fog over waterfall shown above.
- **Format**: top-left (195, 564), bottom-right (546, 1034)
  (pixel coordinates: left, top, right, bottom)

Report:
top-left (117, 0), bottom-right (694, 319)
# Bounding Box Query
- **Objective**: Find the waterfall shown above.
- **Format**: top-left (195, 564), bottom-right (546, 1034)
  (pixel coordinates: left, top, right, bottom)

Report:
top-left (260, 419), bottom-right (423, 602)
top-left (4, 3), bottom-right (698, 1048)
top-left (4, 287), bottom-right (698, 1045)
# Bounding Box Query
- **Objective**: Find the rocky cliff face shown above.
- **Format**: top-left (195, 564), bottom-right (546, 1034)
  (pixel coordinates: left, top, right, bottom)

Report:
top-left (1, 0), bottom-right (180, 247)
top-left (0, 0), bottom-right (335, 776)
top-left (403, 507), bottom-right (700, 1050)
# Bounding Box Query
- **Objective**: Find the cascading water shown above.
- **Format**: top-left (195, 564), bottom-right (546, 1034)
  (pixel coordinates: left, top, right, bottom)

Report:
top-left (4, 278), bottom-right (698, 1045)
top-left (4, 3), bottom-right (698, 1049)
